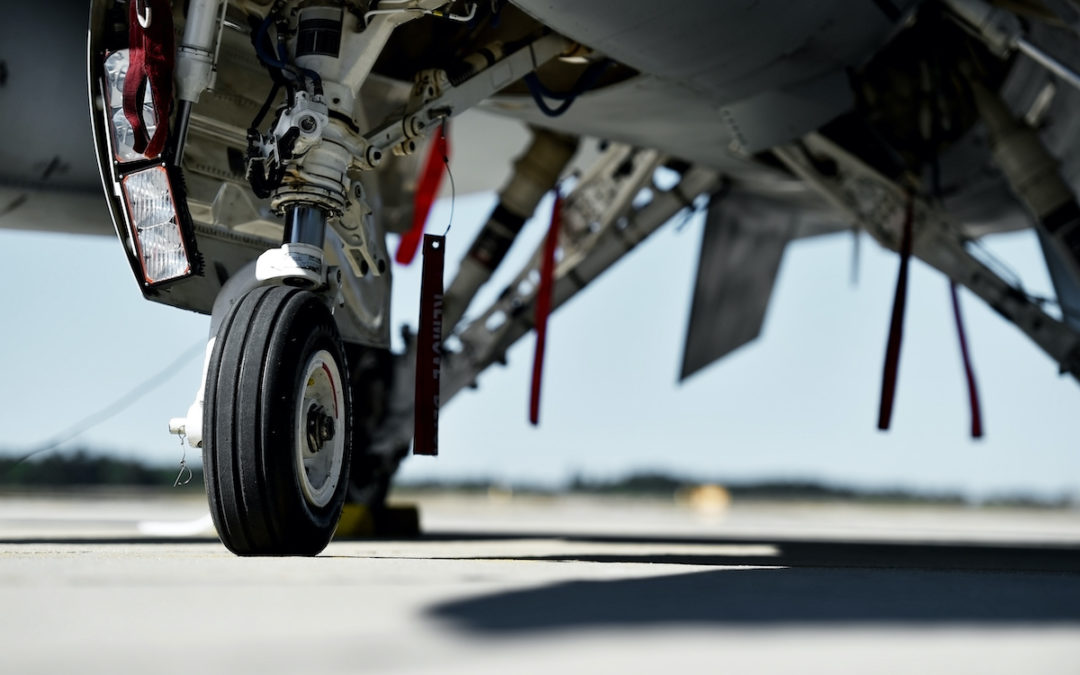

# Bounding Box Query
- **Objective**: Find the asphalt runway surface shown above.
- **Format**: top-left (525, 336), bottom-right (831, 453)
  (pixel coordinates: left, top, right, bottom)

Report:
top-left (1, 491), bottom-right (1078, 674)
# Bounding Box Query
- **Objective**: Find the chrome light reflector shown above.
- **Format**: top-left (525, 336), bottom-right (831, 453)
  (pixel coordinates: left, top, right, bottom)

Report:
top-left (103, 49), bottom-right (157, 163)
top-left (121, 166), bottom-right (192, 285)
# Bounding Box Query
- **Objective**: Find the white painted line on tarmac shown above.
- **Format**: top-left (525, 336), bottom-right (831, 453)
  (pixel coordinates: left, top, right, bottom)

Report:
top-left (136, 512), bottom-right (214, 536)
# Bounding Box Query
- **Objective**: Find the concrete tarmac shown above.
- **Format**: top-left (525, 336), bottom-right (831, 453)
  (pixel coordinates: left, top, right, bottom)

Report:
top-left (1, 491), bottom-right (1078, 674)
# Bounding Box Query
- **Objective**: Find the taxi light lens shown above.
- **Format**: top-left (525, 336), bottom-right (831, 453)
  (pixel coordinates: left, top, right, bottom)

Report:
top-left (103, 50), bottom-right (157, 163)
top-left (121, 166), bottom-right (191, 285)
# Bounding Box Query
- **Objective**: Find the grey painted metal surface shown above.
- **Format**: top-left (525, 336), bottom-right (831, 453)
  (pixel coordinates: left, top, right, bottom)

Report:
top-left (503, 0), bottom-right (911, 155)
top-left (510, 0), bottom-right (913, 101)
top-left (681, 192), bottom-right (793, 381)
top-left (0, 2), bottom-right (100, 192)
top-left (0, 1), bottom-right (112, 235)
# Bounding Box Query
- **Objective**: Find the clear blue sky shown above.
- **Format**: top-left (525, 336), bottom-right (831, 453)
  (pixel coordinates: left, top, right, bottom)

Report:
top-left (1, 192), bottom-right (1078, 501)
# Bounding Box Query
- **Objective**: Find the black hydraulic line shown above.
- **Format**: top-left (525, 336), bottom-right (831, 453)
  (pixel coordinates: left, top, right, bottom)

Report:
top-left (168, 100), bottom-right (194, 166)
top-left (251, 82), bottom-right (282, 132)
top-left (524, 59), bottom-right (613, 117)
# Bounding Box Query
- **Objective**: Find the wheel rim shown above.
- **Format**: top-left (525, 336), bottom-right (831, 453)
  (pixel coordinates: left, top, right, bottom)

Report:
top-left (294, 349), bottom-right (346, 509)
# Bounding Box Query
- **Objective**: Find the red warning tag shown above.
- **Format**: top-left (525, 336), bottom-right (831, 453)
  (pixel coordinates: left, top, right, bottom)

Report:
top-left (413, 234), bottom-right (445, 455)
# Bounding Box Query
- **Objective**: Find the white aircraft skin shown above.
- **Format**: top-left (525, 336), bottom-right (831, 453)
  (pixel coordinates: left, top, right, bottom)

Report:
top-left (3, 0), bottom-right (1080, 555)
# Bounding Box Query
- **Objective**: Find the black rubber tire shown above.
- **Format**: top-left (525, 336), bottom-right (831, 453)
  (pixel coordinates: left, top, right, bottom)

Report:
top-left (203, 286), bottom-right (352, 556)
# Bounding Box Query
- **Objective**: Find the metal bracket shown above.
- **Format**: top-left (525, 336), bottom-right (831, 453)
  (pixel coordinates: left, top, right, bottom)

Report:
top-left (444, 152), bottom-right (705, 404)
top-left (358, 33), bottom-right (570, 170)
top-left (366, 149), bottom-right (720, 457)
top-left (331, 183), bottom-right (384, 279)
top-left (774, 132), bottom-right (1080, 379)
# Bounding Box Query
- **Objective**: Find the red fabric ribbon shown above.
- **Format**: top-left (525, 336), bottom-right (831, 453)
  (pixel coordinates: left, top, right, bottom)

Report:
top-left (950, 282), bottom-right (984, 438)
top-left (397, 122), bottom-right (450, 265)
top-left (877, 195), bottom-right (914, 431)
top-left (530, 194), bottom-right (561, 426)
top-left (123, 0), bottom-right (175, 159)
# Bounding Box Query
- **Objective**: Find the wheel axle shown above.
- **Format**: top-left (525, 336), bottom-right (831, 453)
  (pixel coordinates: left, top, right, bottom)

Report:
top-left (306, 405), bottom-right (336, 452)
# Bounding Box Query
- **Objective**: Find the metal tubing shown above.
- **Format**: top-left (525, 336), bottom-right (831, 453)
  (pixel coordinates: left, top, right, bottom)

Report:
top-left (367, 165), bottom-right (720, 458)
top-left (169, 100), bottom-right (193, 165)
top-left (284, 205), bottom-right (328, 247)
top-left (181, 0), bottom-right (222, 51)
top-left (443, 129), bottom-right (578, 332)
top-left (969, 80), bottom-right (1080, 316)
top-left (441, 166), bottom-right (721, 404)
top-left (946, 0), bottom-right (1080, 94)
top-left (175, 0), bottom-right (224, 103)
top-left (772, 138), bottom-right (1080, 380)
top-left (969, 82), bottom-right (1073, 219)
top-left (1016, 39), bottom-right (1080, 95)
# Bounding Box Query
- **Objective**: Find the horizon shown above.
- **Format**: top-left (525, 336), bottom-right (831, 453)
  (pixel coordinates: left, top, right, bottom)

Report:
top-left (2, 193), bottom-right (1079, 502)
top-left (3, 447), bottom-right (1075, 506)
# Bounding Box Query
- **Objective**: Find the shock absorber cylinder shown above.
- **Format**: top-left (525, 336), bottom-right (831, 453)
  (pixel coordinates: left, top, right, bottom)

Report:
top-left (172, 0), bottom-right (224, 163)
top-left (254, 204), bottom-right (329, 288)
top-left (443, 128), bottom-right (578, 332)
top-left (285, 205), bottom-right (328, 247)
top-left (970, 81), bottom-right (1080, 327)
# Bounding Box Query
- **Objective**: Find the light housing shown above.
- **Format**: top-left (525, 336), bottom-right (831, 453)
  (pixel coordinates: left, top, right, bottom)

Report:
top-left (120, 164), bottom-right (194, 285)
top-left (96, 45), bottom-right (199, 290)
top-left (103, 49), bottom-right (158, 163)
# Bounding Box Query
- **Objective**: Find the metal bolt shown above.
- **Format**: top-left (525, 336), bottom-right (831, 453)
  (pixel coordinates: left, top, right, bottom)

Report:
top-left (306, 406), bottom-right (335, 452)
top-left (367, 147), bottom-right (383, 167)
top-left (406, 115), bottom-right (425, 137)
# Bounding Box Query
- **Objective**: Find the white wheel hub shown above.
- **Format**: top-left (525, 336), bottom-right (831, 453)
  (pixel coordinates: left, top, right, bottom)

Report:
top-left (294, 349), bottom-right (346, 508)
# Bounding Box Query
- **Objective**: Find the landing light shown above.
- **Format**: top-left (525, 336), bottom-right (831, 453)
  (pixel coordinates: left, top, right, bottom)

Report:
top-left (101, 49), bottom-right (196, 287)
top-left (121, 165), bottom-right (192, 285)
top-left (103, 49), bottom-right (157, 163)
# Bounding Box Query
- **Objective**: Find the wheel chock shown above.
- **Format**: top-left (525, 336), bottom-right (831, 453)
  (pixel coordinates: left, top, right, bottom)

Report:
top-left (333, 504), bottom-right (422, 539)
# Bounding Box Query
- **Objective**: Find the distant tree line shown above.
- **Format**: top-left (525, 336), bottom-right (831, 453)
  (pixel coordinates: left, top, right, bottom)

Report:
top-left (0, 450), bottom-right (202, 489)
top-left (401, 471), bottom-right (1074, 507)
top-left (0, 453), bottom-right (1070, 507)
top-left (566, 472), bottom-right (969, 503)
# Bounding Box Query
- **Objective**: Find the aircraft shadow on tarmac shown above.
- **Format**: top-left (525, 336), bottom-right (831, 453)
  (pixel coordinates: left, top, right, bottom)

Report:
top-left (4, 531), bottom-right (1079, 630)
top-left (422, 533), bottom-right (1080, 632)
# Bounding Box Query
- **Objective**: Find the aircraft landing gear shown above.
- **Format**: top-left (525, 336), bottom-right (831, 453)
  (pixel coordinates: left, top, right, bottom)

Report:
top-left (203, 285), bottom-right (352, 556)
